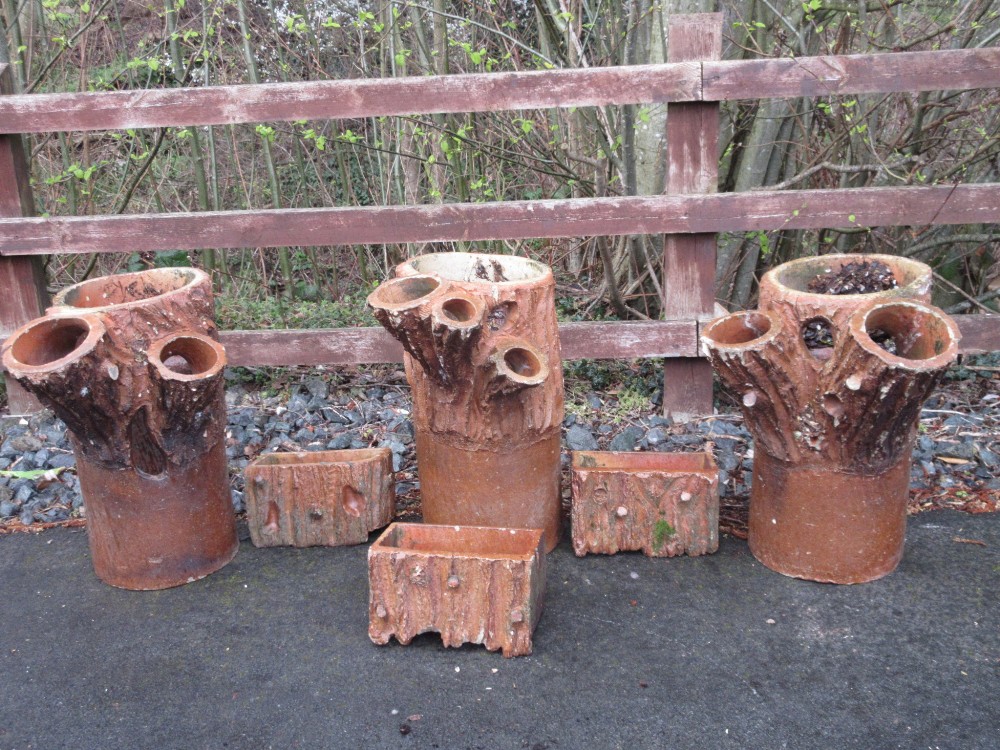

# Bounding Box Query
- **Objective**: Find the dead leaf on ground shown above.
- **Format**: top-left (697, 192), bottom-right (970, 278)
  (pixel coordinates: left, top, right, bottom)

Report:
top-left (953, 537), bottom-right (987, 547)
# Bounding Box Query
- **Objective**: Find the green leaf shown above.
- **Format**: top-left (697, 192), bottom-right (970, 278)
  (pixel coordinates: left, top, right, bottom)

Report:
top-left (848, 214), bottom-right (856, 223)
top-left (0, 467), bottom-right (65, 481)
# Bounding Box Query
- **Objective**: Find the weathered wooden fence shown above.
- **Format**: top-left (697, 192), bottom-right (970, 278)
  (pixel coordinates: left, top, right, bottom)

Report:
top-left (1, 13), bottom-right (998, 414)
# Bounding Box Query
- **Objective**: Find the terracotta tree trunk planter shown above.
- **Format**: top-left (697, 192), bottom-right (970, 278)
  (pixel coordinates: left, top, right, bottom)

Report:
top-left (570, 450), bottom-right (719, 558)
top-left (702, 255), bottom-right (960, 583)
top-left (368, 253), bottom-right (564, 551)
top-left (368, 523), bottom-right (546, 657)
top-left (245, 448), bottom-right (394, 548)
top-left (2, 268), bottom-right (238, 590)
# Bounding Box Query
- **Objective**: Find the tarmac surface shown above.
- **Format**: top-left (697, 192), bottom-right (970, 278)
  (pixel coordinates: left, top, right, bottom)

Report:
top-left (0, 510), bottom-right (997, 750)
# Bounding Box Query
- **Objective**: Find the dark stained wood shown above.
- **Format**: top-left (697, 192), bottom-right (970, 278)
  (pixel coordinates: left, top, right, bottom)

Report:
top-left (661, 14), bottom-right (722, 420)
top-left (0, 62), bottom-right (701, 134)
top-left (2, 48), bottom-right (999, 135)
top-left (4, 184), bottom-right (1000, 257)
top-left (703, 47), bottom-right (1000, 101)
top-left (220, 327), bottom-right (404, 366)
top-left (954, 314), bottom-right (1000, 355)
top-left (218, 319), bottom-right (699, 367)
top-left (0, 65), bottom-right (48, 413)
top-left (214, 314), bottom-right (993, 369)
top-left (558, 320), bottom-right (698, 360)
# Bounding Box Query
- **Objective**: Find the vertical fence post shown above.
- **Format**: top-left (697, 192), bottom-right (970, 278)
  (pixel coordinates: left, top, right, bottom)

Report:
top-left (0, 64), bottom-right (49, 414)
top-left (661, 13), bottom-right (722, 421)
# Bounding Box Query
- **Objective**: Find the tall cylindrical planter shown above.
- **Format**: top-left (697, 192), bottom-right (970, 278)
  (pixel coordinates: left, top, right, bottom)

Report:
top-left (702, 255), bottom-right (960, 583)
top-left (2, 268), bottom-right (238, 590)
top-left (368, 253), bottom-right (564, 551)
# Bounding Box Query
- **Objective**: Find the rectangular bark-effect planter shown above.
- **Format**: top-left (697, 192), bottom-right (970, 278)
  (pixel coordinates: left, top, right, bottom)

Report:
top-left (245, 448), bottom-right (394, 548)
top-left (368, 523), bottom-right (546, 657)
top-left (571, 450), bottom-right (719, 558)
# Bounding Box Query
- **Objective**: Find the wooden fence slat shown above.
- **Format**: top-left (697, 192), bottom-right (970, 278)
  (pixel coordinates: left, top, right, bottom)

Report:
top-left (661, 13), bottom-right (722, 420)
top-left (3, 183), bottom-right (999, 256)
top-left (0, 65), bottom-right (48, 414)
top-left (215, 315), bottom-right (996, 367)
top-left (954, 314), bottom-right (1000, 355)
top-left (219, 320), bottom-right (700, 367)
top-left (0, 62), bottom-right (701, 134)
top-left (703, 47), bottom-right (1000, 101)
top-left (2, 48), bottom-right (999, 135)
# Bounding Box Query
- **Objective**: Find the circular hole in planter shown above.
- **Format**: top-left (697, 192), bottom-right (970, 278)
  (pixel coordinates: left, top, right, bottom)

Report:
top-left (374, 276), bottom-right (441, 305)
top-left (801, 316), bottom-right (834, 358)
top-left (706, 312), bottom-right (772, 346)
top-left (822, 393), bottom-right (845, 418)
top-left (771, 256), bottom-right (918, 295)
top-left (410, 253), bottom-right (547, 283)
top-left (157, 336), bottom-right (220, 376)
top-left (11, 318), bottom-right (91, 367)
top-left (864, 304), bottom-right (954, 360)
top-left (504, 347), bottom-right (541, 377)
top-left (441, 297), bottom-right (477, 323)
top-left (60, 268), bottom-right (196, 308)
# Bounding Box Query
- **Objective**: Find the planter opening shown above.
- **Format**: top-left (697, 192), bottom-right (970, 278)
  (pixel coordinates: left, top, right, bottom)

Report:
top-left (862, 303), bottom-right (957, 361)
top-left (408, 252), bottom-right (547, 283)
top-left (56, 268), bottom-right (197, 309)
top-left (377, 523), bottom-right (540, 559)
top-left (767, 254), bottom-right (928, 298)
top-left (704, 311), bottom-right (772, 346)
top-left (370, 275), bottom-right (441, 307)
top-left (10, 317), bottom-right (92, 367)
top-left (440, 297), bottom-right (478, 323)
top-left (504, 346), bottom-right (541, 377)
top-left (572, 450), bottom-right (714, 474)
top-left (154, 335), bottom-right (220, 376)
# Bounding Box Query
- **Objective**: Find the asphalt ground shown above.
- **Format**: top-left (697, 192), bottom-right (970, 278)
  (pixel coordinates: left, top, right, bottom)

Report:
top-left (0, 510), bottom-right (996, 750)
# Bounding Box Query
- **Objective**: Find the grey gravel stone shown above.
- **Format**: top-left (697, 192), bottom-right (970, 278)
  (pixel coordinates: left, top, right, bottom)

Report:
top-left (566, 424), bottom-right (598, 452)
top-left (14, 484), bottom-right (33, 504)
top-left (609, 426), bottom-right (643, 452)
top-left (0, 500), bottom-right (16, 517)
top-left (9, 435), bottom-right (42, 453)
top-left (304, 377), bottom-right (329, 400)
top-left (646, 427), bottom-right (667, 446)
top-left (327, 434), bottom-right (353, 450)
top-left (979, 448), bottom-right (999, 468)
top-left (936, 442), bottom-right (976, 461)
top-left (717, 448), bottom-right (740, 474)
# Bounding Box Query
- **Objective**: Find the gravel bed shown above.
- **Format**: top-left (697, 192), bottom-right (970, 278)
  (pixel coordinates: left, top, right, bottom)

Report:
top-left (1, 367), bottom-right (997, 535)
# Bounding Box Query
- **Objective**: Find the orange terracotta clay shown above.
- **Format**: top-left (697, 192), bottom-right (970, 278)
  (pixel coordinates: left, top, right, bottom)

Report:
top-left (368, 523), bottom-right (546, 657)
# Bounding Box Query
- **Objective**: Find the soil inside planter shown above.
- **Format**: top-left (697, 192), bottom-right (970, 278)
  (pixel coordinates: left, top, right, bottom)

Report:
top-left (806, 259), bottom-right (898, 295)
top-left (802, 260), bottom-right (900, 353)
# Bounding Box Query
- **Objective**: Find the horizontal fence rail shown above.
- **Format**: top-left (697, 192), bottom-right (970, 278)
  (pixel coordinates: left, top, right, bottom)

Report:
top-left (216, 315), bottom-right (994, 367)
top-left (1, 48), bottom-right (999, 134)
top-left (220, 320), bottom-right (700, 366)
top-left (1, 184), bottom-right (998, 256)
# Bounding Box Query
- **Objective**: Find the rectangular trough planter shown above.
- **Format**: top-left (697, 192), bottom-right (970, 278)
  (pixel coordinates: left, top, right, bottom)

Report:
top-left (245, 448), bottom-right (394, 548)
top-left (368, 523), bottom-right (546, 657)
top-left (571, 450), bottom-right (719, 558)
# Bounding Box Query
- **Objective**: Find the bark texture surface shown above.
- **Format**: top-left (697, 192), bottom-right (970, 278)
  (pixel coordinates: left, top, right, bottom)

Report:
top-left (368, 524), bottom-right (545, 658)
top-left (368, 253), bottom-right (563, 551)
top-left (245, 448), bottom-right (394, 548)
top-left (701, 255), bottom-right (960, 583)
top-left (571, 451), bottom-right (719, 557)
top-left (1, 268), bottom-right (236, 589)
